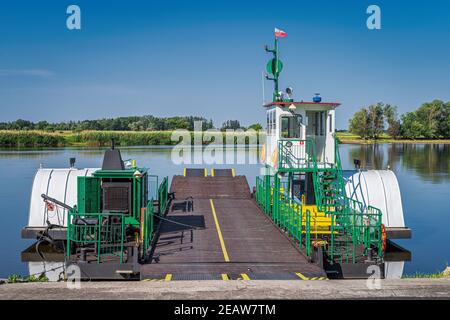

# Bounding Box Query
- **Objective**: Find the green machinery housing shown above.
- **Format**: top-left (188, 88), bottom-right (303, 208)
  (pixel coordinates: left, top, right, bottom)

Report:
top-left (65, 147), bottom-right (168, 267)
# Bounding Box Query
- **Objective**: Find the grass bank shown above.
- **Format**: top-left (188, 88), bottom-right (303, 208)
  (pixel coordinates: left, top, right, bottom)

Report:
top-left (336, 132), bottom-right (450, 144)
top-left (0, 130), bottom-right (449, 148)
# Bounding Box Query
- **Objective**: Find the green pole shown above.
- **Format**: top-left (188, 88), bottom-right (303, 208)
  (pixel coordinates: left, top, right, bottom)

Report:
top-left (274, 173), bottom-right (280, 225)
top-left (274, 37), bottom-right (279, 96)
top-left (264, 167), bottom-right (271, 216)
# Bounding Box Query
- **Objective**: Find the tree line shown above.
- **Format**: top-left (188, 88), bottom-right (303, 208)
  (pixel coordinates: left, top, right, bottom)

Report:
top-left (0, 116), bottom-right (214, 132)
top-left (348, 100), bottom-right (450, 139)
top-left (0, 116), bottom-right (263, 132)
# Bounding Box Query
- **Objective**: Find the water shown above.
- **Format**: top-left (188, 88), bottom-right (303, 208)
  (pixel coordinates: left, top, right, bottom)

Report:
top-left (0, 144), bottom-right (448, 278)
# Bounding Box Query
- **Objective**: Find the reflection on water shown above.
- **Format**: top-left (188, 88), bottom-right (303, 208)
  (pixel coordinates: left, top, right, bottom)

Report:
top-left (0, 144), bottom-right (448, 278)
top-left (346, 144), bottom-right (450, 183)
top-left (342, 143), bottom-right (450, 276)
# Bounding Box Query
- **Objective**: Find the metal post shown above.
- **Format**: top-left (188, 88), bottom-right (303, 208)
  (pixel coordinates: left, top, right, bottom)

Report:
top-left (274, 173), bottom-right (280, 225)
top-left (264, 171), bottom-right (271, 216)
top-left (306, 209), bottom-right (311, 257)
top-left (274, 37), bottom-right (279, 98)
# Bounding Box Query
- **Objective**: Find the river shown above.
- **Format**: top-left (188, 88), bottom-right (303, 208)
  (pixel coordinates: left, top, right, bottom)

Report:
top-left (0, 143), bottom-right (448, 278)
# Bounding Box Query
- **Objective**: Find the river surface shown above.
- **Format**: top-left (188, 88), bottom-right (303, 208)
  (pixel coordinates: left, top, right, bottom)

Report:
top-left (0, 144), bottom-right (448, 278)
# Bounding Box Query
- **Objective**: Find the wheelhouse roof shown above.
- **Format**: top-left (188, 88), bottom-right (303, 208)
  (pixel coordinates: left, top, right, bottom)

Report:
top-left (263, 101), bottom-right (341, 108)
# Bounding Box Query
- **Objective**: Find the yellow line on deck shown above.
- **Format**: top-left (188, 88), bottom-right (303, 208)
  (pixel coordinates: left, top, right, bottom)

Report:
top-left (295, 272), bottom-right (310, 280)
top-left (240, 273), bottom-right (250, 280)
top-left (221, 273), bottom-right (230, 281)
top-left (231, 168), bottom-right (235, 177)
top-left (164, 274), bottom-right (172, 281)
top-left (209, 199), bottom-right (230, 262)
top-left (183, 168), bottom-right (186, 177)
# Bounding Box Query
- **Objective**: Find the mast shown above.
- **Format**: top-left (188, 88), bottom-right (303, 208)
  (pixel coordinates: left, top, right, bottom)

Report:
top-left (265, 33), bottom-right (283, 102)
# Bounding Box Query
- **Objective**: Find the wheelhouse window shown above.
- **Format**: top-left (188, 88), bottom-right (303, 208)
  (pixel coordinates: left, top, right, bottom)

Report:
top-left (280, 114), bottom-right (302, 139)
top-left (266, 110), bottom-right (276, 135)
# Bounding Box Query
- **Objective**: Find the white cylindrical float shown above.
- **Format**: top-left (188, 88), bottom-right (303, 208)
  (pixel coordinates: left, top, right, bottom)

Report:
top-left (344, 170), bottom-right (405, 228)
top-left (28, 168), bottom-right (99, 228)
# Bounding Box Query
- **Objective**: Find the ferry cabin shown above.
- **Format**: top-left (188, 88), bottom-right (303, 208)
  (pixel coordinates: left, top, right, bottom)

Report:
top-left (264, 100), bottom-right (340, 170)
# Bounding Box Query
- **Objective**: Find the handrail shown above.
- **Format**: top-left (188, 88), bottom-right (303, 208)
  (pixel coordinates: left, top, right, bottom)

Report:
top-left (143, 199), bottom-right (154, 255)
top-left (158, 177), bottom-right (169, 215)
top-left (256, 137), bottom-right (384, 264)
top-left (67, 211), bottom-right (125, 264)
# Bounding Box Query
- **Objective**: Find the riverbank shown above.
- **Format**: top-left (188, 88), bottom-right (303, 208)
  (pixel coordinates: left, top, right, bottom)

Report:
top-left (0, 130), bottom-right (263, 148)
top-left (0, 130), bottom-right (448, 148)
top-left (1, 279), bottom-right (449, 299)
top-left (337, 132), bottom-right (450, 144)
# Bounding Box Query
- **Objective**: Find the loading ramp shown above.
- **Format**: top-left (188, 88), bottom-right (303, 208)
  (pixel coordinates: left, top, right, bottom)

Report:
top-left (141, 172), bottom-right (326, 280)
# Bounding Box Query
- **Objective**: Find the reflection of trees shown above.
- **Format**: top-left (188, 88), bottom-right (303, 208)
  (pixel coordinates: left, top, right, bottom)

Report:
top-left (349, 144), bottom-right (386, 170)
top-left (0, 150), bottom-right (60, 159)
top-left (401, 144), bottom-right (450, 183)
top-left (348, 144), bottom-right (450, 183)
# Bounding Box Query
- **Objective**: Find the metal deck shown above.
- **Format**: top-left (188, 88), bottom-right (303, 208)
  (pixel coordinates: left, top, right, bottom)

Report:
top-left (140, 174), bottom-right (326, 280)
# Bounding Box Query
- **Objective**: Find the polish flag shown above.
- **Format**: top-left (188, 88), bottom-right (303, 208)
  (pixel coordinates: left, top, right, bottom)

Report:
top-left (274, 28), bottom-right (287, 38)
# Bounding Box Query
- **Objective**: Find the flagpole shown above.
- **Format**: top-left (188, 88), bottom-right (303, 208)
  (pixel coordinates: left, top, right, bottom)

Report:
top-left (274, 36), bottom-right (279, 98)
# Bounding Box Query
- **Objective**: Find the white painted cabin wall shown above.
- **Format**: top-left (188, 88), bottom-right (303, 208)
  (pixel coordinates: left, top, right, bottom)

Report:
top-left (264, 105), bottom-right (337, 168)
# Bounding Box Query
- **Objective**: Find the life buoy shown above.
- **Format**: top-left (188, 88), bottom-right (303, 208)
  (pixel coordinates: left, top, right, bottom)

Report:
top-left (261, 144), bottom-right (267, 162)
top-left (271, 147), bottom-right (279, 169)
top-left (381, 224), bottom-right (387, 253)
top-left (45, 201), bottom-right (55, 212)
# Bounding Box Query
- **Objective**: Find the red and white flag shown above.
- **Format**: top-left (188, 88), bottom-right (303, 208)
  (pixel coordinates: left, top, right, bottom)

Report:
top-left (274, 28), bottom-right (287, 38)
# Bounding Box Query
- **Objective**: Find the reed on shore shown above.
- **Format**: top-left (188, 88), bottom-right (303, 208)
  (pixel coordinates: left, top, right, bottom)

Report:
top-left (0, 130), bottom-right (264, 148)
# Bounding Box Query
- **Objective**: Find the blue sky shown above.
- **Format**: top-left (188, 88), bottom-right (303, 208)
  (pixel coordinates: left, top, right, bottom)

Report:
top-left (0, 0), bottom-right (449, 129)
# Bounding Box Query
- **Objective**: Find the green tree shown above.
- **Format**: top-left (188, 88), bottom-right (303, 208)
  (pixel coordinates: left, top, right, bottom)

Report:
top-left (368, 103), bottom-right (385, 139)
top-left (349, 108), bottom-right (372, 139)
top-left (248, 123), bottom-right (263, 131)
top-left (401, 100), bottom-right (450, 139)
top-left (221, 120), bottom-right (242, 131)
top-left (349, 103), bottom-right (401, 139)
top-left (383, 104), bottom-right (401, 138)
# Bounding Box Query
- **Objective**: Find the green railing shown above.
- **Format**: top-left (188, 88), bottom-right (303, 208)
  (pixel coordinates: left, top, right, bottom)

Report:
top-left (158, 176), bottom-right (169, 215)
top-left (256, 176), bottom-right (312, 257)
top-left (256, 175), bottom-right (271, 214)
top-left (143, 199), bottom-right (154, 254)
top-left (256, 136), bottom-right (384, 263)
top-left (278, 139), bottom-right (313, 170)
top-left (329, 198), bottom-right (382, 263)
top-left (66, 211), bottom-right (125, 264)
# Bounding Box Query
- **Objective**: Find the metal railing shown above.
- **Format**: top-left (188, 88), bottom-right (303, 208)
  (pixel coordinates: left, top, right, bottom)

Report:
top-left (158, 177), bottom-right (169, 215)
top-left (256, 176), bottom-right (312, 257)
top-left (142, 199), bottom-right (154, 254)
top-left (329, 198), bottom-right (382, 263)
top-left (278, 139), bottom-right (312, 170)
top-left (66, 211), bottom-right (125, 264)
top-left (256, 137), bottom-right (384, 263)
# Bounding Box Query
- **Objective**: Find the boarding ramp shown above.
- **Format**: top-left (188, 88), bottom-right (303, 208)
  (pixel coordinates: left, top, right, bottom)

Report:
top-left (141, 169), bottom-right (326, 281)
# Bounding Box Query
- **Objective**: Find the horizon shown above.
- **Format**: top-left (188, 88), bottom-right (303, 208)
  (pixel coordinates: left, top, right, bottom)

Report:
top-left (1, 0), bottom-right (449, 129)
